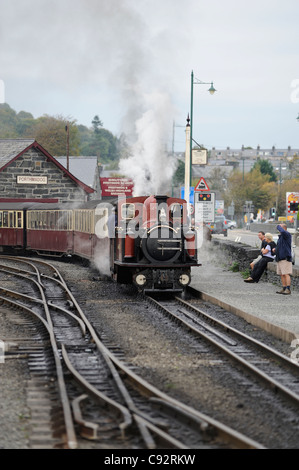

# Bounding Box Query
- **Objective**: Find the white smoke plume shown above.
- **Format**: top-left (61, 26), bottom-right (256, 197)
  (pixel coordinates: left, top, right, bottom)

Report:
top-left (1, 0), bottom-right (191, 196)
top-left (119, 91), bottom-right (177, 196)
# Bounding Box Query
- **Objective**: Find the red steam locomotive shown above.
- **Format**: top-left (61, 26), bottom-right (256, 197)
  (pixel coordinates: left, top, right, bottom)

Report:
top-left (0, 195), bottom-right (200, 292)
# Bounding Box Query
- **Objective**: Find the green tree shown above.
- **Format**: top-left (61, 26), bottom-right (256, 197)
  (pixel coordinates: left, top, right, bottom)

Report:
top-left (173, 159), bottom-right (185, 186)
top-left (91, 115), bottom-right (103, 133)
top-left (251, 159), bottom-right (277, 182)
top-left (0, 103), bottom-right (18, 137)
top-left (225, 168), bottom-right (277, 217)
top-left (30, 115), bottom-right (80, 156)
top-left (80, 117), bottom-right (121, 163)
top-left (0, 105), bottom-right (126, 163)
top-left (16, 110), bottom-right (35, 136)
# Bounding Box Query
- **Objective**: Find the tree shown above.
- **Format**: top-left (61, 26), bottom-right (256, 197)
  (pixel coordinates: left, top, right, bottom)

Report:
top-left (225, 168), bottom-right (277, 218)
top-left (16, 110), bottom-right (35, 136)
top-left (0, 103), bottom-right (18, 137)
top-left (28, 115), bottom-right (80, 156)
top-left (251, 159), bottom-right (277, 182)
top-left (80, 117), bottom-right (121, 163)
top-left (173, 160), bottom-right (185, 186)
top-left (203, 167), bottom-right (229, 195)
top-left (92, 115), bottom-right (103, 133)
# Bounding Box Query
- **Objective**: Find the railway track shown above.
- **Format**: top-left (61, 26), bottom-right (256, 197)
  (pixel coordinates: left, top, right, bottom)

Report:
top-left (147, 290), bottom-right (299, 408)
top-left (0, 255), bottom-right (263, 449)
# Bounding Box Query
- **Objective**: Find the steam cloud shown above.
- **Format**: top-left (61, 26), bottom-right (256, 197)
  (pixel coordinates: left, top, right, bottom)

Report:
top-left (1, 0), bottom-right (191, 197)
top-left (119, 91), bottom-right (177, 196)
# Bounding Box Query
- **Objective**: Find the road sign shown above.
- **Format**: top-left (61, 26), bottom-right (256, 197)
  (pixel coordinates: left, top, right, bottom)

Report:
top-left (194, 192), bottom-right (215, 223)
top-left (100, 178), bottom-right (134, 197)
top-left (287, 192), bottom-right (299, 213)
top-left (192, 149), bottom-right (207, 165)
top-left (194, 177), bottom-right (210, 191)
top-left (180, 187), bottom-right (194, 205)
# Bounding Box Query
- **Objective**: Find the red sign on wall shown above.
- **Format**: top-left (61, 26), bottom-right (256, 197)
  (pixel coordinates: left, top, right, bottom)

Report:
top-left (100, 178), bottom-right (134, 197)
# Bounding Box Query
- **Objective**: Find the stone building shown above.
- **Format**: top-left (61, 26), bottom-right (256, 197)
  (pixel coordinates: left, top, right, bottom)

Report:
top-left (0, 139), bottom-right (94, 203)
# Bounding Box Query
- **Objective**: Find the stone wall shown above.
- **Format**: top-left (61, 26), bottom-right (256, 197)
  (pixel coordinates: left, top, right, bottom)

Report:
top-left (0, 147), bottom-right (87, 202)
top-left (212, 238), bottom-right (299, 291)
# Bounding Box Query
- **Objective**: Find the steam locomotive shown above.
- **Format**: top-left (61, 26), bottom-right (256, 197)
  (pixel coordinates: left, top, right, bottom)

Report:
top-left (0, 195), bottom-right (200, 292)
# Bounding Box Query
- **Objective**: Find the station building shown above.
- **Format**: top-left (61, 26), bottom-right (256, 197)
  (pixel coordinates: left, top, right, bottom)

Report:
top-left (0, 139), bottom-right (95, 204)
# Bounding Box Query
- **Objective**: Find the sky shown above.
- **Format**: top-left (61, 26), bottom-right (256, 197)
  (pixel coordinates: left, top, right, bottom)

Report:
top-left (0, 0), bottom-right (299, 193)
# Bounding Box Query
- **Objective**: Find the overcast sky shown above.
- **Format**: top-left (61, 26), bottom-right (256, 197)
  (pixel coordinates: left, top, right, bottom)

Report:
top-left (1, 0), bottom-right (299, 153)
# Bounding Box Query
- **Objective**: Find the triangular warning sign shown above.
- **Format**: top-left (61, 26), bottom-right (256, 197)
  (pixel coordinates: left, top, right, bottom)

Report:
top-left (194, 177), bottom-right (210, 191)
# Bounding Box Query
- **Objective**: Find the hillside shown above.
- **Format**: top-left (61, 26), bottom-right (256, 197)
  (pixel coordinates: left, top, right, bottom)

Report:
top-left (0, 103), bottom-right (123, 164)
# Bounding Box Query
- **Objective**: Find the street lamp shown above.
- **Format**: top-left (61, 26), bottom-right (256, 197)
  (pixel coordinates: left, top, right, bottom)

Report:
top-left (189, 70), bottom-right (216, 193)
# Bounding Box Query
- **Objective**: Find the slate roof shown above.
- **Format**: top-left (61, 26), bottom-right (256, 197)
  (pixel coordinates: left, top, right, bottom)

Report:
top-left (0, 139), bottom-right (94, 194)
top-left (55, 156), bottom-right (99, 189)
top-left (0, 138), bottom-right (35, 167)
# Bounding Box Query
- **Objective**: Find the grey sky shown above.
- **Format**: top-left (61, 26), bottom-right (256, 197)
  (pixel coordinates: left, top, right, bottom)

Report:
top-left (1, 0), bottom-right (298, 152)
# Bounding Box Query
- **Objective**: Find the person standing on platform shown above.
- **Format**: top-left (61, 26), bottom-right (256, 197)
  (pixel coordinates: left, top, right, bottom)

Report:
top-left (275, 223), bottom-right (293, 295)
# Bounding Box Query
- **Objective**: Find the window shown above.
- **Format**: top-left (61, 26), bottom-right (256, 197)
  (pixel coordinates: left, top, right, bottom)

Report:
top-left (27, 210), bottom-right (73, 230)
top-left (74, 210), bottom-right (94, 233)
top-left (170, 203), bottom-right (183, 220)
top-left (121, 204), bottom-right (135, 220)
top-left (0, 211), bottom-right (23, 228)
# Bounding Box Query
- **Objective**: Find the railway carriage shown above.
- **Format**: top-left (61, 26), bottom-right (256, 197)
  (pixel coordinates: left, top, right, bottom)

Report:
top-left (0, 203), bottom-right (26, 252)
top-left (73, 201), bottom-right (110, 261)
top-left (26, 204), bottom-right (74, 256)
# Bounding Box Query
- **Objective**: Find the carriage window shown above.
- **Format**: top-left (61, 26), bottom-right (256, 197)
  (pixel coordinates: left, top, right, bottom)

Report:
top-left (27, 210), bottom-right (72, 230)
top-left (121, 204), bottom-right (135, 220)
top-left (16, 212), bottom-right (23, 228)
top-left (74, 210), bottom-right (93, 233)
top-left (3, 211), bottom-right (8, 227)
top-left (8, 212), bottom-right (13, 227)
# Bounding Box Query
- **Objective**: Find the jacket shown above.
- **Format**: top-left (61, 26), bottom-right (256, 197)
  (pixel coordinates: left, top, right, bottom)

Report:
top-left (275, 225), bottom-right (292, 261)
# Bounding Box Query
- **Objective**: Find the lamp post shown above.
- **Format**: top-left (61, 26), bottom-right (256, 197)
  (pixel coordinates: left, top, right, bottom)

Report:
top-left (184, 115), bottom-right (191, 210)
top-left (188, 70), bottom-right (216, 196)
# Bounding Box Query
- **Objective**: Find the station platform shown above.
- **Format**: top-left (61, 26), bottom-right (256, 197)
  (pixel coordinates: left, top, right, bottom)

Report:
top-left (190, 259), bottom-right (299, 345)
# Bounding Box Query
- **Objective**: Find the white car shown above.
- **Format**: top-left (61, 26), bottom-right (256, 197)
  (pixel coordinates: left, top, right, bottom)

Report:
top-left (226, 219), bottom-right (237, 229)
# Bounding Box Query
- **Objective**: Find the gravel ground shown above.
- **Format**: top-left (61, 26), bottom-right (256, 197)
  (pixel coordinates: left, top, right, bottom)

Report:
top-left (1, 257), bottom-right (299, 449)
top-left (0, 307), bottom-right (31, 449)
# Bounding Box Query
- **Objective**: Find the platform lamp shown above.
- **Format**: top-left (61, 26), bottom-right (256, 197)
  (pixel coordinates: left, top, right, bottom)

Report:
top-left (189, 71), bottom-right (216, 197)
